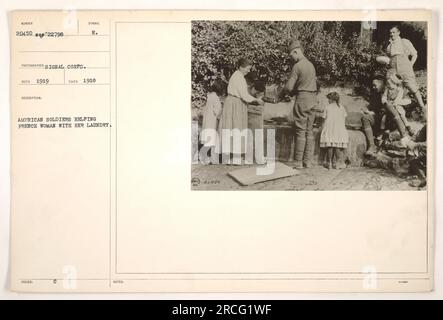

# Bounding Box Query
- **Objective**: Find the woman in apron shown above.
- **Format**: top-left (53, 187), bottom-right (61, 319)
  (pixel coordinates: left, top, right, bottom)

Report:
top-left (219, 58), bottom-right (263, 163)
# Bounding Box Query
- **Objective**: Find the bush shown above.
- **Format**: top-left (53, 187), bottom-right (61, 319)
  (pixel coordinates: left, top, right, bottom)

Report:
top-left (191, 21), bottom-right (419, 108)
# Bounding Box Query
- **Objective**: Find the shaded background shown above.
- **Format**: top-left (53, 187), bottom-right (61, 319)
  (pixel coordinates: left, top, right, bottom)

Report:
top-left (191, 21), bottom-right (427, 108)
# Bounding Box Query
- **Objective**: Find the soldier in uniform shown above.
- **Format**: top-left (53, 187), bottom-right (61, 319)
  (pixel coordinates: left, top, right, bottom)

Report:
top-left (280, 40), bottom-right (318, 169)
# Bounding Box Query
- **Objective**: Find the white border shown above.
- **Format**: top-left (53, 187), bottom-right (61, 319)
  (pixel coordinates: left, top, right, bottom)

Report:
top-left (0, 0), bottom-right (442, 299)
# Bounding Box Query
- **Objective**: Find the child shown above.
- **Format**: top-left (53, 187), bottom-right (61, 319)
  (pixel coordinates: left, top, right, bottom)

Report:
top-left (380, 73), bottom-right (413, 136)
top-left (250, 80), bottom-right (266, 100)
top-left (200, 78), bottom-right (226, 164)
top-left (320, 92), bottom-right (349, 169)
top-left (245, 71), bottom-right (266, 102)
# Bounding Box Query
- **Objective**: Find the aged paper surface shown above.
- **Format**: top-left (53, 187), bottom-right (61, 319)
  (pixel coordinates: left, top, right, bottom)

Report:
top-left (10, 10), bottom-right (434, 292)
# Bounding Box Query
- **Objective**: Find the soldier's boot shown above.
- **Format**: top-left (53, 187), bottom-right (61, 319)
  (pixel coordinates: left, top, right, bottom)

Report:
top-left (293, 137), bottom-right (305, 169)
top-left (303, 137), bottom-right (315, 168)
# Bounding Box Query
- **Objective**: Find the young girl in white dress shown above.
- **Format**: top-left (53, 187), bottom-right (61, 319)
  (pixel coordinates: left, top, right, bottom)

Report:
top-left (320, 92), bottom-right (349, 169)
top-left (200, 79), bottom-right (226, 163)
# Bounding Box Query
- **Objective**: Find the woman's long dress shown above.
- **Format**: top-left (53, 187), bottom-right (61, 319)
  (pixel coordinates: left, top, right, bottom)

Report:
top-left (219, 70), bottom-right (255, 154)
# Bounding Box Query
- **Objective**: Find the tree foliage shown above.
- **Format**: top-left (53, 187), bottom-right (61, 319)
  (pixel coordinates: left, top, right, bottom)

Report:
top-left (191, 21), bottom-right (426, 108)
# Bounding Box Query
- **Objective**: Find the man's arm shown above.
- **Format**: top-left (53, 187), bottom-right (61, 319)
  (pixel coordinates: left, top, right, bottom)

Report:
top-left (404, 39), bottom-right (418, 66)
top-left (410, 53), bottom-right (417, 66)
top-left (280, 64), bottom-right (298, 99)
top-left (381, 89), bottom-right (388, 105)
top-left (278, 65), bottom-right (298, 101)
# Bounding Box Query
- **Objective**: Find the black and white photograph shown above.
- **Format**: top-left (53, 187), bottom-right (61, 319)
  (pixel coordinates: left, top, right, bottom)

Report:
top-left (191, 20), bottom-right (428, 190)
top-left (3, 7), bottom-right (437, 296)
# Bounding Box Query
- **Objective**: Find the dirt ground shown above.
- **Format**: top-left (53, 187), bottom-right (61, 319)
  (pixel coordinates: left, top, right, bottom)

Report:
top-left (191, 71), bottom-right (427, 191)
top-left (191, 162), bottom-right (420, 191)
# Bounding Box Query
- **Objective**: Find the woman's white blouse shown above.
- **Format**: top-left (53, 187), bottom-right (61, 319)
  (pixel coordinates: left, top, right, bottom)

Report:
top-left (227, 70), bottom-right (255, 103)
